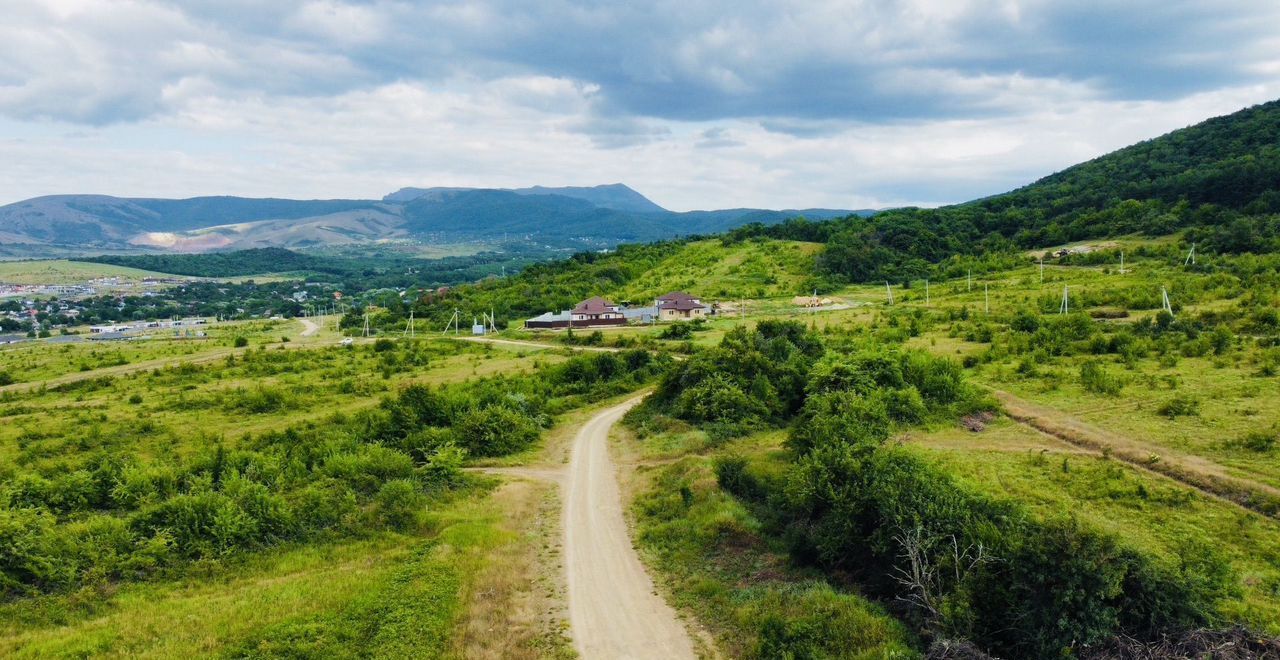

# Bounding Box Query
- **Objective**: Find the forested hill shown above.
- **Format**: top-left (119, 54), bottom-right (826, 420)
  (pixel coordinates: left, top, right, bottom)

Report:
top-left (417, 98), bottom-right (1280, 318)
top-left (973, 98), bottom-right (1280, 239)
top-left (81, 246), bottom-right (548, 292)
top-left (724, 98), bottom-right (1280, 283)
top-left (86, 248), bottom-right (337, 277)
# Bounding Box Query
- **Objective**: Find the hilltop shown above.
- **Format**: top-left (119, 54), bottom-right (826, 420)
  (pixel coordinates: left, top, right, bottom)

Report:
top-left (0, 184), bottom-right (863, 254)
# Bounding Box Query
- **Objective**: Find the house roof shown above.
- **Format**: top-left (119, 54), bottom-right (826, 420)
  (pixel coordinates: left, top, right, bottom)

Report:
top-left (526, 310), bottom-right (570, 323)
top-left (657, 291), bottom-right (697, 302)
top-left (660, 298), bottom-right (706, 311)
top-left (573, 296), bottom-right (618, 314)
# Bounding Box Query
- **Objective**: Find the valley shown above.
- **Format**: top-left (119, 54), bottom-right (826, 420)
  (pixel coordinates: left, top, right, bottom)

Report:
top-left (2, 98), bottom-right (1280, 659)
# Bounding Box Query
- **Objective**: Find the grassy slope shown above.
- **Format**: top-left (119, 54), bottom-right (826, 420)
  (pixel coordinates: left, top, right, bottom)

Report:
top-left (611, 238), bottom-right (822, 301)
top-left (0, 498), bottom-right (496, 658)
top-left (0, 338), bottom-right (555, 469)
top-left (587, 238), bottom-right (1280, 641)
top-left (0, 329), bottom-right (574, 655)
top-left (0, 260), bottom-right (179, 286)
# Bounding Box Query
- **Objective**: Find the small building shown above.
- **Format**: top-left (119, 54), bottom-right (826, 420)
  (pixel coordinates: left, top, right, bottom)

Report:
top-left (623, 306), bottom-right (658, 324)
top-left (525, 310), bottom-right (571, 329)
top-left (87, 331), bottom-right (129, 341)
top-left (89, 324), bottom-right (131, 334)
top-left (656, 291), bottom-right (707, 321)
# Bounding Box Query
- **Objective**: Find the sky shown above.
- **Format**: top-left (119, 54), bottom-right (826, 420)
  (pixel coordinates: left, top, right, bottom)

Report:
top-left (2, 0), bottom-right (1279, 211)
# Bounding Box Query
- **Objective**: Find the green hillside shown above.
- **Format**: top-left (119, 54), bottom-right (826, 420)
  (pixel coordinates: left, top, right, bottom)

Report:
top-left (728, 99), bottom-right (1280, 283)
top-left (409, 98), bottom-right (1280, 324)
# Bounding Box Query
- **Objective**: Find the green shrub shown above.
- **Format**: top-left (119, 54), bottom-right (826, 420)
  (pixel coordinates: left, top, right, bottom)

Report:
top-left (1080, 360), bottom-right (1123, 395)
top-left (1157, 394), bottom-right (1201, 418)
top-left (0, 507), bottom-right (63, 597)
top-left (453, 405), bottom-right (541, 457)
top-left (659, 322), bottom-right (695, 340)
top-left (374, 479), bottom-right (424, 529)
top-left (321, 446), bottom-right (416, 493)
top-left (233, 336), bottom-right (249, 348)
top-left (1232, 430), bottom-right (1277, 452)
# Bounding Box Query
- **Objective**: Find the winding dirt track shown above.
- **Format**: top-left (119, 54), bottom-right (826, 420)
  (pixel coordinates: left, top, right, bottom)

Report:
top-left (299, 318), bottom-right (320, 337)
top-left (564, 399), bottom-right (696, 659)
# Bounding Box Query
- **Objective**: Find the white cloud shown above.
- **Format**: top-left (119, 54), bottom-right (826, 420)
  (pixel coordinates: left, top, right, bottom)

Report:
top-left (0, 0), bottom-right (1278, 210)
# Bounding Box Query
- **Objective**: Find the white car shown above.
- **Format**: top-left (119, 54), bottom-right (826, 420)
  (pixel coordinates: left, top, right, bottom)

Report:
top-left (340, 338), bottom-right (354, 346)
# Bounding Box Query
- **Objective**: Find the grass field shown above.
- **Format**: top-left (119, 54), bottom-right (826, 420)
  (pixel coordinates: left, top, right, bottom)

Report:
top-left (0, 338), bottom-right (558, 469)
top-left (0, 328), bottom-right (578, 655)
top-left (612, 238), bottom-right (823, 302)
top-left (0, 319), bottom-right (296, 385)
top-left (0, 260), bottom-right (182, 286)
top-left (0, 487), bottom-right (515, 658)
top-left (910, 419), bottom-right (1280, 634)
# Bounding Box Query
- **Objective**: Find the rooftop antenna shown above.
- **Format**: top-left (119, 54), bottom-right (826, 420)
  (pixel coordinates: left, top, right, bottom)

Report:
top-left (1184, 243), bottom-right (1196, 267)
top-left (1161, 286), bottom-right (1174, 318)
top-left (1059, 285), bottom-right (1069, 315)
top-left (885, 281), bottom-right (894, 305)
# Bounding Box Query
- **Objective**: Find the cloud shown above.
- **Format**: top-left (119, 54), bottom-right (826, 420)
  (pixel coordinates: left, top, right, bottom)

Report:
top-left (0, 0), bottom-right (1278, 209)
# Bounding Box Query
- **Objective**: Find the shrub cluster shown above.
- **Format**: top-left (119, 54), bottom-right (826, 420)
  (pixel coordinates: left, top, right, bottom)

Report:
top-left (650, 323), bottom-right (1238, 657)
top-left (0, 349), bottom-right (664, 600)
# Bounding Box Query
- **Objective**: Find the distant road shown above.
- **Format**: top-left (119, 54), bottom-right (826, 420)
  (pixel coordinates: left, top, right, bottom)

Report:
top-left (563, 399), bottom-right (697, 659)
top-left (300, 318), bottom-right (320, 337)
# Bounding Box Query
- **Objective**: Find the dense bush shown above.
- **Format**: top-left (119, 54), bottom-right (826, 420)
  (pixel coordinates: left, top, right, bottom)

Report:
top-left (0, 347), bottom-right (666, 600)
top-left (656, 323), bottom-right (1235, 656)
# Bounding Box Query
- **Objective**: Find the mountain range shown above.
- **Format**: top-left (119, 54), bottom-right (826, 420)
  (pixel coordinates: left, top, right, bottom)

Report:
top-left (0, 184), bottom-right (865, 253)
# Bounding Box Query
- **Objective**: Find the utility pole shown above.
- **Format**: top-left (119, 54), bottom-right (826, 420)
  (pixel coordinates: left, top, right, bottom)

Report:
top-left (1059, 286), bottom-right (1069, 314)
top-left (1161, 286), bottom-right (1174, 317)
top-left (1184, 243), bottom-right (1196, 266)
top-left (925, 279), bottom-right (930, 306)
top-left (885, 281), bottom-right (894, 306)
top-left (1119, 251), bottom-right (1126, 274)
top-left (967, 269), bottom-right (972, 292)
top-left (405, 310), bottom-right (415, 337)
top-left (363, 312), bottom-right (370, 337)
top-left (984, 283), bottom-right (989, 315)
top-left (1039, 258), bottom-right (1044, 283)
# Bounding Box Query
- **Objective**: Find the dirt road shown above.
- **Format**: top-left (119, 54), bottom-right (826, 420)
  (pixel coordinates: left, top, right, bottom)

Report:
top-left (990, 387), bottom-right (1280, 519)
top-left (456, 336), bottom-right (622, 353)
top-left (564, 399), bottom-right (697, 659)
top-left (299, 318), bottom-right (320, 337)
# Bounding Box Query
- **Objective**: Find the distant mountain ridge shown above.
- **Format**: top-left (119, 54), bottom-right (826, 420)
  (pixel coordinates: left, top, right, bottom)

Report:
top-left (384, 183), bottom-right (669, 213)
top-left (0, 184), bottom-right (864, 253)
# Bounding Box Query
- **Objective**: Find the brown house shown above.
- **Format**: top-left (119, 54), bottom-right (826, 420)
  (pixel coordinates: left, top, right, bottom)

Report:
top-left (572, 296), bottom-right (626, 326)
top-left (524, 296), bottom-right (627, 329)
top-left (656, 291), bottom-right (707, 321)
